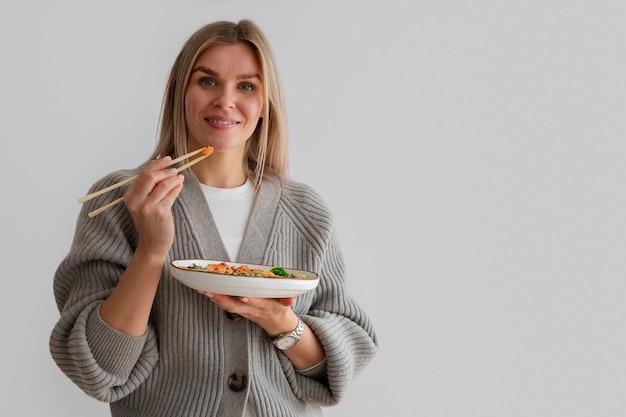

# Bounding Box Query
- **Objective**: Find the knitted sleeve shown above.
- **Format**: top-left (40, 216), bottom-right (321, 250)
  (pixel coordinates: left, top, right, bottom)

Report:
top-left (49, 169), bottom-right (159, 402)
top-left (270, 179), bottom-right (379, 406)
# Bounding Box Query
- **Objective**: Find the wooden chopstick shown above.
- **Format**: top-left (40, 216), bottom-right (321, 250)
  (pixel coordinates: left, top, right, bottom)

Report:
top-left (85, 147), bottom-right (213, 218)
top-left (78, 147), bottom-right (211, 204)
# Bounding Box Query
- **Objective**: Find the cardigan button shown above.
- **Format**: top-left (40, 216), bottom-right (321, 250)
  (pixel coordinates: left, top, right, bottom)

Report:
top-left (228, 372), bottom-right (247, 392)
top-left (225, 311), bottom-right (242, 321)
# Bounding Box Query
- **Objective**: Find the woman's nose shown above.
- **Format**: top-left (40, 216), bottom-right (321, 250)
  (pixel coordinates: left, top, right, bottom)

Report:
top-left (213, 88), bottom-right (235, 109)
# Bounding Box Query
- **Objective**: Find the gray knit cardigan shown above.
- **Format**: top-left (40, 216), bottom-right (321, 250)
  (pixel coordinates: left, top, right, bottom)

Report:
top-left (50, 167), bottom-right (378, 417)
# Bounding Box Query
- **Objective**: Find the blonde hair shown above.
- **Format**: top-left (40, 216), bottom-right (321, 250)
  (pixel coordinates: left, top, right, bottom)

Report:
top-left (151, 20), bottom-right (289, 184)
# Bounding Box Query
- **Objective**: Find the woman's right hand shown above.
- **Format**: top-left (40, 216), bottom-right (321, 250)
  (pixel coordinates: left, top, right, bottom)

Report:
top-left (100, 156), bottom-right (185, 336)
top-left (124, 156), bottom-right (185, 257)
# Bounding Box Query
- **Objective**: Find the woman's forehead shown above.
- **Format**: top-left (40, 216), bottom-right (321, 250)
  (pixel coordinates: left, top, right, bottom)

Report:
top-left (193, 43), bottom-right (261, 77)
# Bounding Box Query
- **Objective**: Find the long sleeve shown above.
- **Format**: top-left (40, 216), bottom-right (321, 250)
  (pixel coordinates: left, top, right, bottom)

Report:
top-left (49, 169), bottom-right (160, 402)
top-left (251, 178), bottom-right (379, 407)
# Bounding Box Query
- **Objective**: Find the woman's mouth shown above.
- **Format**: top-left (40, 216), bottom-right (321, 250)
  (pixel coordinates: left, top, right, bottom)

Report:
top-left (206, 118), bottom-right (239, 125)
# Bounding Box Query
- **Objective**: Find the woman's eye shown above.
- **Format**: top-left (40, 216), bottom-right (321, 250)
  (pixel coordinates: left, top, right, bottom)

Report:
top-left (239, 83), bottom-right (255, 92)
top-left (200, 78), bottom-right (216, 87)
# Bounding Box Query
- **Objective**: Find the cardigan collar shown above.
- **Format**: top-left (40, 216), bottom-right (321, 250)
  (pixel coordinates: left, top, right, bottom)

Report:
top-left (178, 172), bottom-right (281, 264)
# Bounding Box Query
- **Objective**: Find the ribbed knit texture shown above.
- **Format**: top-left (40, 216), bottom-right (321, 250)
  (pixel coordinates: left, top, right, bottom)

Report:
top-left (50, 168), bottom-right (378, 417)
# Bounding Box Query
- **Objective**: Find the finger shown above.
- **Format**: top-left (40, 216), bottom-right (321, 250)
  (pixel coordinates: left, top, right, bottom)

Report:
top-left (203, 293), bottom-right (239, 310)
top-left (130, 156), bottom-right (178, 191)
top-left (126, 173), bottom-right (175, 210)
top-left (150, 179), bottom-right (184, 216)
top-left (125, 173), bottom-right (183, 214)
top-left (146, 174), bottom-right (185, 203)
top-left (135, 167), bottom-right (179, 192)
top-left (151, 155), bottom-right (174, 167)
top-left (197, 291), bottom-right (214, 298)
top-left (277, 297), bottom-right (296, 307)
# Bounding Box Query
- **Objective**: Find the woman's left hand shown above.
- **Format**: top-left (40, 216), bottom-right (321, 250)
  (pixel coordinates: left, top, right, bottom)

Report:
top-left (198, 292), bottom-right (299, 337)
top-left (199, 291), bottom-right (326, 369)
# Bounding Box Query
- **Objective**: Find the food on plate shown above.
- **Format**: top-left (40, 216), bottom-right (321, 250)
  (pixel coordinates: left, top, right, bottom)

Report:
top-left (174, 262), bottom-right (311, 280)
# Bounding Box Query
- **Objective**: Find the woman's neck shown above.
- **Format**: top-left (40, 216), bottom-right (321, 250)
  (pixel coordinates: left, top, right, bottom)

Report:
top-left (191, 151), bottom-right (248, 188)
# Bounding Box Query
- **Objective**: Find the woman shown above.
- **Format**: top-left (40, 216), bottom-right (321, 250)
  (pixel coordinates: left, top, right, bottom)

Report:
top-left (50, 19), bottom-right (378, 417)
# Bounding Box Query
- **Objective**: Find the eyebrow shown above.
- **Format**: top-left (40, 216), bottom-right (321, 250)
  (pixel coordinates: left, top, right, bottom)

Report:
top-left (191, 66), bottom-right (261, 81)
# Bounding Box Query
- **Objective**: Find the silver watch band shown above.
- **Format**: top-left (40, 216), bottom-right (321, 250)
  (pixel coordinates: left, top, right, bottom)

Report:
top-left (272, 318), bottom-right (304, 350)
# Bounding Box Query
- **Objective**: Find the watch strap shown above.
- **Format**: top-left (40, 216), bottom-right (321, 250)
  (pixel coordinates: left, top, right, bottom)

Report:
top-left (272, 318), bottom-right (304, 350)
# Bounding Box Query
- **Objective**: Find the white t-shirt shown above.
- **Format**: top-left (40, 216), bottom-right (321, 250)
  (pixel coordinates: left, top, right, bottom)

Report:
top-left (199, 179), bottom-right (254, 261)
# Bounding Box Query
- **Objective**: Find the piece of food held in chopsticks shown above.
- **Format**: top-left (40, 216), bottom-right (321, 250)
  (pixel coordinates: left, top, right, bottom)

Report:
top-left (77, 146), bottom-right (214, 218)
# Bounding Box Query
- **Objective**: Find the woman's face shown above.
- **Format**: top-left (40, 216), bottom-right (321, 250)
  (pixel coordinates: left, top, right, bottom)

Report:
top-left (184, 43), bottom-right (264, 153)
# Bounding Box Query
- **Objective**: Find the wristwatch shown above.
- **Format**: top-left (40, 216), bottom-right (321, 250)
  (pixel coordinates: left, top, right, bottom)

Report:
top-left (272, 318), bottom-right (304, 350)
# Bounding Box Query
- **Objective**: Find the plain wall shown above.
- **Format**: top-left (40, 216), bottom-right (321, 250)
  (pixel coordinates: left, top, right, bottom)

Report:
top-left (2, 0), bottom-right (625, 416)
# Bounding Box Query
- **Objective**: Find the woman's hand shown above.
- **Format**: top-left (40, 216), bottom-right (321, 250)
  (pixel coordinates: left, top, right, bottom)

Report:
top-left (199, 292), bottom-right (298, 336)
top-left (198, 292), bottom-right (326, 370)
top-left (124, 156), bottom-right (185, 257)
top-left (100, 158), bottom-right (184, 336)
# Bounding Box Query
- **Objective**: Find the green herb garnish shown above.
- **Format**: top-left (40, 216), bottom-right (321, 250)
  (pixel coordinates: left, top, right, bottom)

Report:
top-left (270, 266), bottom-right (290, 277)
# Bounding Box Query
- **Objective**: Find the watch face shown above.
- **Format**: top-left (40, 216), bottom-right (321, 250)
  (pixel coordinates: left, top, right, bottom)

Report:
top-left (274, 335), bottom-right (298, 350)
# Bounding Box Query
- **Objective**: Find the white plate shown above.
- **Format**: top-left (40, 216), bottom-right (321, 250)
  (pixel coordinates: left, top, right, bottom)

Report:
top-left (169, 259), bottom-right (319, 298)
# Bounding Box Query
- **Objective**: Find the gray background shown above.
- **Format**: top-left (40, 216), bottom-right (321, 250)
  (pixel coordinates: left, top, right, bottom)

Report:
top-left (2, 0), bottom-right (625, 416)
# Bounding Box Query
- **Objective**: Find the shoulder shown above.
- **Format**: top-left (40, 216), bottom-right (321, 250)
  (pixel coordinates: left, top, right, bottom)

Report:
top-left (273, 176), bottom-right (335, 229)
top-left (278, 177), bottom-right (330, 210)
